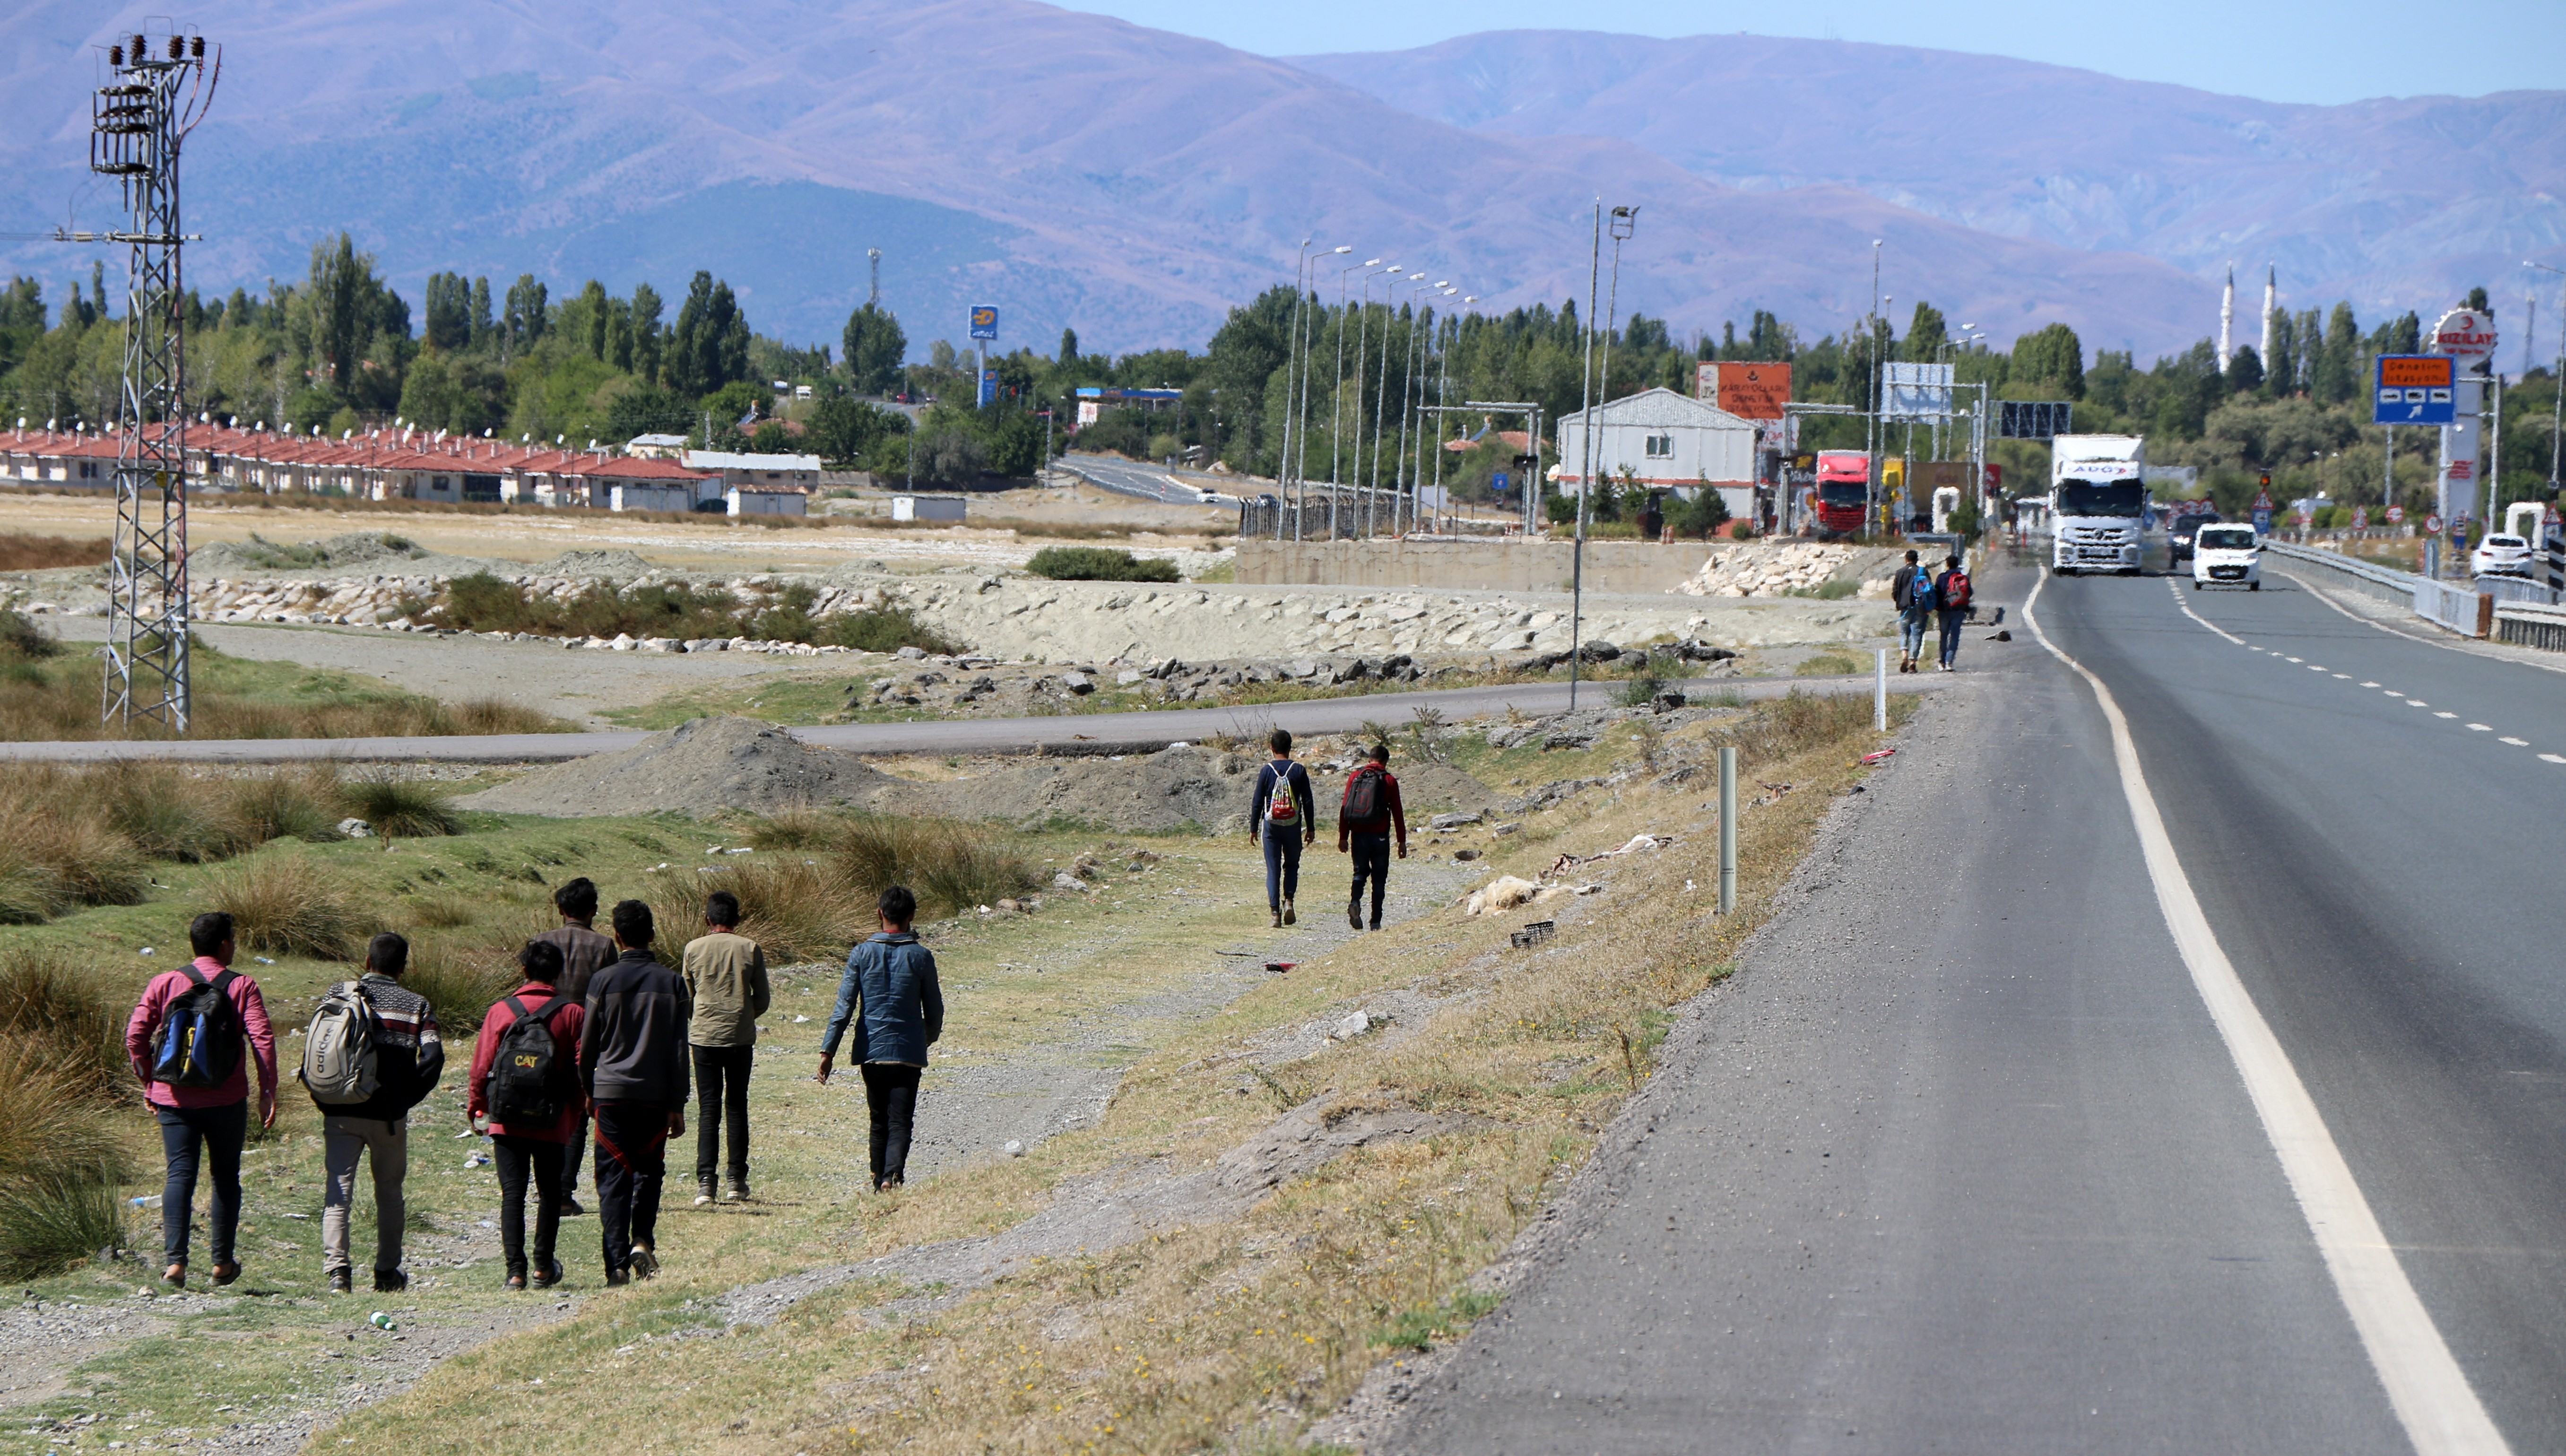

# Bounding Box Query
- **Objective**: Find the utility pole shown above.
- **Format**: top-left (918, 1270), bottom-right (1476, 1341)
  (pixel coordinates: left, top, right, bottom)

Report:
top-left (867, 248), bottom-right (881, 310)
top-left (1569, 205), bottom-right (1635, 709)
top-left (1570, 202), bottom-right (1602, 712)
top-left (94, 28), bottom-right (217, 731)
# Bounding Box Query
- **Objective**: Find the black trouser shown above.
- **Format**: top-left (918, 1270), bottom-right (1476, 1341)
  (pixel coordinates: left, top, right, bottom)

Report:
top-left (491, 1134), bottom-right (564, 1280)
top-left (592, 1101), bottom-right (669, 1274)
top-left (691, 1044), bottom-right (753, 1185)
top-left (1938, 607), bottom-right (1968, 666)
top-left (559, 1114), bottom-right (587, 1200)
top-left (154, 1101), bottom-right (244, 1269)
top-left (861, 1063), bottom-right (922, 1187)
top-left (1347, 831), bottom-right (1391, 927)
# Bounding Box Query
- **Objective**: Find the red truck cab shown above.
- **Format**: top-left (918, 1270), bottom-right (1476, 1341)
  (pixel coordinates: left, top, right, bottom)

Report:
top-left (1812, 451), bottom-right (1871, 537)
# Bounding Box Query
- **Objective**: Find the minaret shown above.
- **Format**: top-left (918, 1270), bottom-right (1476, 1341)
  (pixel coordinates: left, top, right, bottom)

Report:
top-left (2260, 265), bottom-right (2275, 366)
top-left (2219, 265), bottom-right (2235, 372)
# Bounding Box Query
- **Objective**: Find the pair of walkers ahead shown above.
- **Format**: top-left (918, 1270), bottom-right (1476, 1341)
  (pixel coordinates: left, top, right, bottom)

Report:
top-left (816, 886), bottom-right (944, 1191)
top-left (463, 890), bottom-right (762, 1289)
top-left (1249, 730), bottom-right (1412, 933)
top-left (1891, 550), bottom-right (1975, 673)
top-left (127, 915), bottom-right (447, 1294)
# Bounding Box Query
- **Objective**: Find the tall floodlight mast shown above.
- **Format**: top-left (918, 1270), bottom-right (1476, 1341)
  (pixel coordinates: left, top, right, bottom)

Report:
top-left (91, 29), bottom-right (217, 730)
top-left (867, 248), bottom-right (882, 309)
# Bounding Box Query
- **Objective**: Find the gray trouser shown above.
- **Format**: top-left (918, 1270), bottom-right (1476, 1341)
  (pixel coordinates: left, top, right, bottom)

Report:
top-left (321, 1116), bottom-right (408, 1275)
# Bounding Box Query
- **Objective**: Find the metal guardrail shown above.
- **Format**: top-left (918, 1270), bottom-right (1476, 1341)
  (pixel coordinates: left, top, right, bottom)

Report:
top-left (2495, 602), bottom-right (2566, 652)
top-left (2260, 540), bottom-right (2419, 609)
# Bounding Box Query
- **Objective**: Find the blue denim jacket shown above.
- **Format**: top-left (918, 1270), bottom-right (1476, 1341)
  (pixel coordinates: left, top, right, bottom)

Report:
top-left (821, 932), bottom-right (944, 1065)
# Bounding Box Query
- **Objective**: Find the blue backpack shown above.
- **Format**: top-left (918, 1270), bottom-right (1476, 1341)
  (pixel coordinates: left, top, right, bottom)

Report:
top-left (1906, 567), bottom-right (1937, 612)
top-left (150, 966), bottom-right (243, 1087)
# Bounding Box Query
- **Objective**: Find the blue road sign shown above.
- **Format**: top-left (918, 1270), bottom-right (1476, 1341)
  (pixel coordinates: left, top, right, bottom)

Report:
top-left (1491, 471), bottom-right (1510, 494)
top-left (2375, 355), bottom-right (2455, 425)
top-left (2251, 508), bottom-right (2273, 533)
top-left (979, 367), bottom-right (998, 408)
top-left (969, 305), bottom-right (999, 341)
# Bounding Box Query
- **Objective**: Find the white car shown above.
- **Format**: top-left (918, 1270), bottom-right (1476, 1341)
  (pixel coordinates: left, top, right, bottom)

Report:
top-left (2191, 523), bottom-right (2263, 590)
top-left (2471, 533), bottom-right (2534, 578)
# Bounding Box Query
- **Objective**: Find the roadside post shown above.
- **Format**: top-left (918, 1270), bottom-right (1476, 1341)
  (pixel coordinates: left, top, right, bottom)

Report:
top-left (1874, 648), bottom-right (1887, 732)
top-left (1717, 746), bottom-right (1737, 916)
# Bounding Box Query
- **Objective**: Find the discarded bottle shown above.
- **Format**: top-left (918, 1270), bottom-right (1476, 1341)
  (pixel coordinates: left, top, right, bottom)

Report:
top-left (129, 1195), bottom-right (164, 1209)
top-left (370, 1311), bottom-right (396, 1331)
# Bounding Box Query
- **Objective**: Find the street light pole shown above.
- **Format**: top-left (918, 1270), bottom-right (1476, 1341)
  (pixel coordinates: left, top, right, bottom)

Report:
top-left (1570, 201), bottom-right (1603, 712)
top-left (1350, 262), bottom-right (1398, 539)
top-left (1277, 238), bottom-right (1315, 539)
top-left (1569, 205), bottom-right (1636, 711)
top-left (1292, 245), bottom-right (1350, 539)
top-left (2529, 260), bottom-right (2566, 496)
top-left (1326, 257), bottom-right (1375, 540)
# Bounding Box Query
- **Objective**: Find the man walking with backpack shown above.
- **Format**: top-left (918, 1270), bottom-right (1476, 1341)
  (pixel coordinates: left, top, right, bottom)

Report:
top-left (125, 911), bottom-right (277, 1289)
top-left (1891, 548), bottom-right (1936, 673)
top-left (1245, 728), bottom-right (1315, 927)
top-left (682, 890), bottom-right (769, 1207)
top-left (534, 878), bottom-right (616, 1219)
top-left (1337, 742), bottom-right (1408, 931)
top-left (300, 932), bottom-right (443, 1294)
top-left (579, 900), bottom-right (689, 1284)
top-left (468, 940), bottom-right (585, 1290)
top-left (1933, 553), bottom-right (1974, 671)
top-left (816, 886), bottom-right (944, 1192)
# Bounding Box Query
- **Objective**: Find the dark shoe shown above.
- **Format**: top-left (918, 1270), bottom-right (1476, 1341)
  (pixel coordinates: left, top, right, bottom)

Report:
top-left (372, 1267), bottom-right (407, 1294)
top-left (504, 1272), bottom-right (527, 1291)
top-left (557, 1197), bottom-right (586, 1218)
top-left (1282, 898), bottom-right (1296, 926)
top-left (531, 1259), bottom-right (564, 1290)
top-left (209, 1261), bottom-right (241, 1287)
top-left (1270, 908), bottom-right (1282, 928)
top-left (1369, 921), bottom-right (1382, 931)
top-left (725, 1179), bottom-right (751, 1204)
top-left (1348, 900), bottom-right (1362, 930)
top-left (694, 1177), bottom-right (717, 1208)
top-left (327, 1268), bottom-right (352, 1294)
top-left (630, 1246), bottom-right (659, 1281)
top-left (604, 1266), bottom-right (630, 1287)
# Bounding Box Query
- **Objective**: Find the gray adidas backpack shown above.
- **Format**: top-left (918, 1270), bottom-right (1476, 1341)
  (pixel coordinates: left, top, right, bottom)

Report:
top-left (299, 981), bottom-right (382, 1105)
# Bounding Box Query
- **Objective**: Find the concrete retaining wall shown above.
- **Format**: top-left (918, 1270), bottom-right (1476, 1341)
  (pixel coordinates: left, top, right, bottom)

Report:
top-left (1235, 538), bottom-right (1723, 593)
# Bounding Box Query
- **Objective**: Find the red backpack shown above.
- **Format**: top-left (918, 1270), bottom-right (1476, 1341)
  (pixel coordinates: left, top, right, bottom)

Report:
top-left (1343, 765), bottom-right (1382, 822)
top-left (1941, 569), bottom-right (1972, 609)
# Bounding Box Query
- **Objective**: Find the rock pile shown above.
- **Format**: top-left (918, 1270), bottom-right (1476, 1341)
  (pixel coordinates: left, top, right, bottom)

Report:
top-left (1673, 542), bottom-right (1872, 598)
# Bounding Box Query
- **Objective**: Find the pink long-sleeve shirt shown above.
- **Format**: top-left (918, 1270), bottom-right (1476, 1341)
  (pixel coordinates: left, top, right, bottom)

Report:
top-left (125, 956), bottom-right (278, 1112)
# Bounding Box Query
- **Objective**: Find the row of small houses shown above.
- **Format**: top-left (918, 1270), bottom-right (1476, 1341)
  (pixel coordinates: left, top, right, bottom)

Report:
top-left (0, 425), bottom-right (823, 517)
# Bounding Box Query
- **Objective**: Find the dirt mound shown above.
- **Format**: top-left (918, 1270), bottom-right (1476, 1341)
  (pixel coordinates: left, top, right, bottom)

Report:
top-left (879, 745), bottom-right (1260, 832)
top-left (458, 716), bottom-right (894, 817)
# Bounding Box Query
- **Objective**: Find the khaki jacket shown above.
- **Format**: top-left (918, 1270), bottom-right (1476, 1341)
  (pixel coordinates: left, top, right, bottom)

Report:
top-left (680, 931), bottom-right (771, 1048)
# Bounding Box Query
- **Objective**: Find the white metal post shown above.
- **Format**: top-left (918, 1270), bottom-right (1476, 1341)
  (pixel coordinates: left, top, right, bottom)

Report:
top-left (1875, 648), bottom-right (1888, 731)
top-left (1717, 745), bottom-right (1737, 916)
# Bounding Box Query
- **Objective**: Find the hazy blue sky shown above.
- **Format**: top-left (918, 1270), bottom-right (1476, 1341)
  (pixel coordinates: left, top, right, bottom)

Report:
top-left (1063, 0), bottom-right (2565, 106)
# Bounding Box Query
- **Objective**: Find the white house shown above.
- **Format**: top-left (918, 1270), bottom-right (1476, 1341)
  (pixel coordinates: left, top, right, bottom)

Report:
top-left (626, 433), bottom-right (690, 460)
top-left (1554, 387), bottom-right (1759, 518)
top-left (684, 450), bottom-right (823, 492)
top-left (611, 482), bottom-right (701, 513)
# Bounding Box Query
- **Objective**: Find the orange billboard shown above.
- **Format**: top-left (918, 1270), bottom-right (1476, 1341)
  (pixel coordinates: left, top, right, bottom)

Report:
top-left (2378, 355), bottom-right (2452, 389)
top-left (1700, 362), bottom-right (1792, 421)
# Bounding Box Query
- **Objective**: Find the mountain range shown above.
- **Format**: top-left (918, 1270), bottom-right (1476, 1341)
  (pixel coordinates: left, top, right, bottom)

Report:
top-left (0, 2), bottom-right (2554, 366)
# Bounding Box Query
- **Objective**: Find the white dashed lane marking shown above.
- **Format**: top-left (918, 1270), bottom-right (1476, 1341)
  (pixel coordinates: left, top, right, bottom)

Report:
top-left (2168, 577), bottom-right (2563, 769)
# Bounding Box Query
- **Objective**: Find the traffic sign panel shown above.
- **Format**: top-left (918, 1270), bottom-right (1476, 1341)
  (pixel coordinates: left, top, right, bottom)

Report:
top-left (2424, 513), bottom-right (2444, 535)
top-left (2374, 355), bottom-right (2454, 424)
top-left (969, 305), bottom-right (999, 340)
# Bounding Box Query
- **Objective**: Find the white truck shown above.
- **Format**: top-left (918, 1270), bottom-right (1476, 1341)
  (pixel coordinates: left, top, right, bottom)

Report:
top-left (2049, 434), bottom-right (2149, 575)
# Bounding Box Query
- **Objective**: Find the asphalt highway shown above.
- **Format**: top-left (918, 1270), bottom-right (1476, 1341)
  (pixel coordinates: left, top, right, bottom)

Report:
top-left (1060, 452), bottom-right (1230, 504)
top-left (0, 670), bottom-right (1941, 763)
top-left (1387, 556), bottom-right (2563, 1453)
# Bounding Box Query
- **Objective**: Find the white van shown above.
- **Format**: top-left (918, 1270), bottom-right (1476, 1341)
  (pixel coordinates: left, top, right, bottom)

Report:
top-left (2191, 523), bottom-right (2263, 591)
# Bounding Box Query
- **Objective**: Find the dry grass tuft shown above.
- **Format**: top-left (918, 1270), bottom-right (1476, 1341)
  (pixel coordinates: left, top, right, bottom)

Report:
top-left (340, 771), bottom-right (463, 838)
top-left (0, 532), bottom-right (112, 571)
top-left (203, 853), bottom-right (377, 961)
top-left (0, 951), bottom-right (135, 1276)
top-left (750, 809), bottom-right (1039, 922)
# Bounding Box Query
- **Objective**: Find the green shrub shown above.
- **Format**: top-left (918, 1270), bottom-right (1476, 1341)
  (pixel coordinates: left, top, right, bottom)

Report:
top-left (0, 607), bottom-right (60, 659)
top-left (1024, 546), bottom-right (1182, 583)
top-left (0, 1032), bottom-right (129, 1277)
top-left (816, 604), bottom-right (967, 656)
top-left (1794, 652), bottom-right (1862, 677)
top-left (1616, 674), bottom-right (1665, 708)
top-left (748, 810), bottom-right (1039, 923)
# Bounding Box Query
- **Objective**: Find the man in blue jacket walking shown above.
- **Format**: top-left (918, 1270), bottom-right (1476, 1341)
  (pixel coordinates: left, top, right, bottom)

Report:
top-left (816, 886), bottom-right (945, 1191)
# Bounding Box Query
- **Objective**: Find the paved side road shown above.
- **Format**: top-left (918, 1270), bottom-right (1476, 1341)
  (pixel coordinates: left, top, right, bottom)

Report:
top-left (1378, 562), bottom-right (2417, 1453)
top-left (0, 672), bottom-right (1948, 763)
